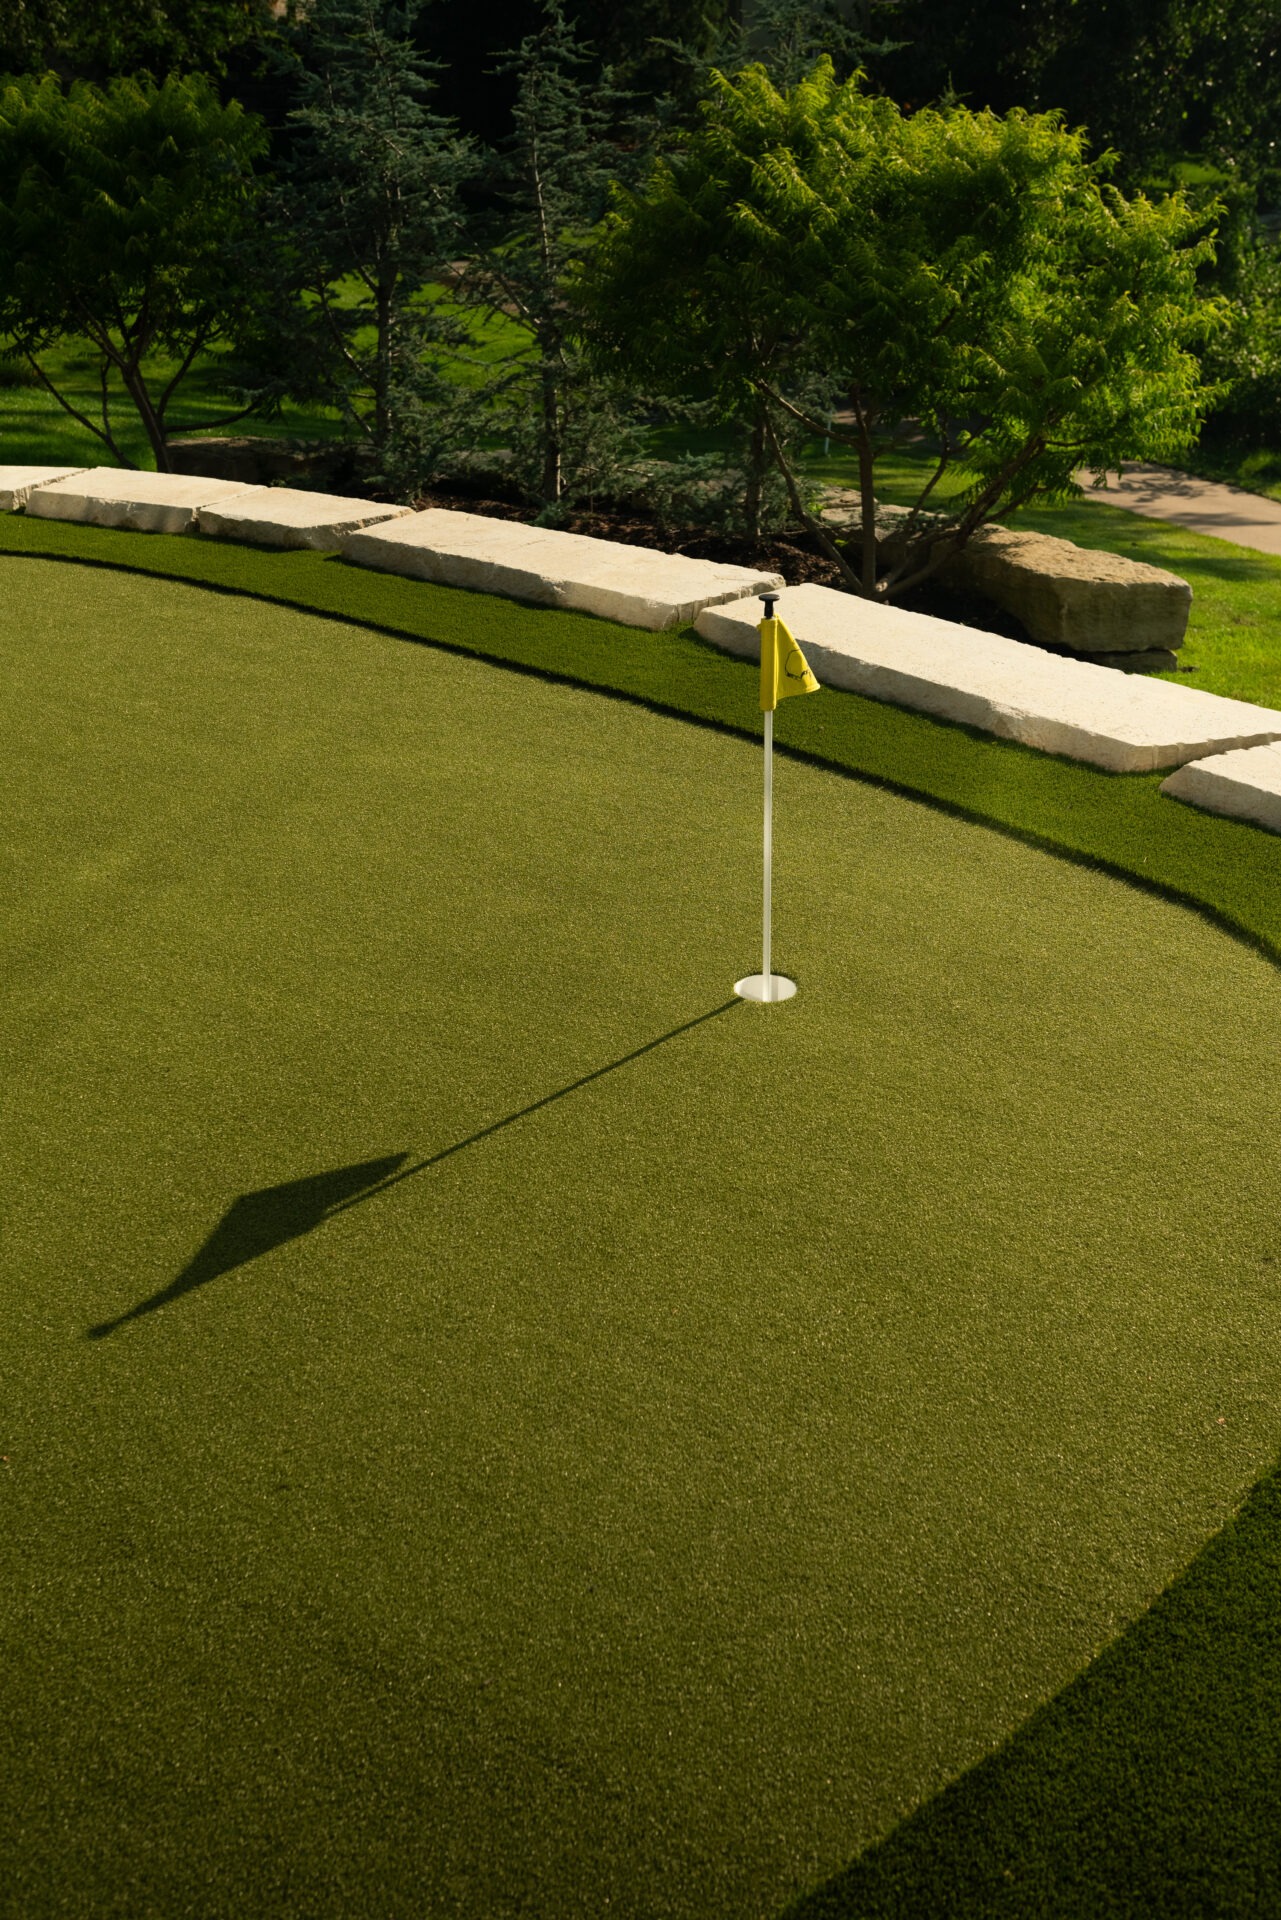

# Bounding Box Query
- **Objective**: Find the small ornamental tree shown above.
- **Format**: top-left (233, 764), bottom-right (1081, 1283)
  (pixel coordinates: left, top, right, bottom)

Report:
top-left (273, 0), bottom-right (477, 490)
top-left (575, 60), bottom-right (1218, 598)
top-left (0, 74), bottom-right (273, 470)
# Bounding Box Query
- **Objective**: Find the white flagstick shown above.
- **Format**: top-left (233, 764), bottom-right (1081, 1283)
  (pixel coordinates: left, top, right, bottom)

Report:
top-left (735, 594), bottom-right (797, 1005)
top-left (762, 705), bottom-right (774, 1000)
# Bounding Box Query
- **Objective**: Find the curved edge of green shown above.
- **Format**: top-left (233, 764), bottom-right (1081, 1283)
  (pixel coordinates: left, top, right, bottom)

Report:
top-left (4, 511), bottom-right (1281, 977)
top-left (7, 513), bottom-right (1281, 1917)
top-left (784, 1463), bottom-right (1281, 1918)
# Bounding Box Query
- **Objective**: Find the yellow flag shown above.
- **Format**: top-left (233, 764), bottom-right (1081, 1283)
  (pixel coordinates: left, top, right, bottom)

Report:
top-left (759, 615), bottom-right (820, 713)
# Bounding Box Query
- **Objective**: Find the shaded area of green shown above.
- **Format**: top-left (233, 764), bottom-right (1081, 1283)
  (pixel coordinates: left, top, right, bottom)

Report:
top-left (788, 1465), bottom-right (1281, 1917)
top-left (4, 532), bottom-right (1281, 1915)
top-left (0, 284), bottom-right (530, 468)
top-left (0, 345), bottom-right (344, 468)
top-left (3, 509), bottom-right (1280, 967)
top-left (1017, 497), bottom-right (1281, 713)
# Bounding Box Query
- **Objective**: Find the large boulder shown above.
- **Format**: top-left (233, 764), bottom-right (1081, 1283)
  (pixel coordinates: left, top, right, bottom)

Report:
top-left (166, 436), bottom-right (352, 488)
top-left (942, 524), bottom-right (1191, 659)
top-left (818, 498), bottom-right (1191, 665)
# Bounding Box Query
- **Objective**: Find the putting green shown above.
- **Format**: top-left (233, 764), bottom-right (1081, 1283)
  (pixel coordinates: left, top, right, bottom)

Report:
top-left (4, 555), bottom-right (1281, 1917)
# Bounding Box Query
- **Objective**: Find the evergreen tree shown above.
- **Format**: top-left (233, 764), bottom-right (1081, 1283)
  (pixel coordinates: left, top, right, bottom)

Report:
top-left (273, 0), bottom-right (477, 489)
top-left (460, 0), bottom-right (647, 512)
top-left (650, 0), bottom-right (903, 120)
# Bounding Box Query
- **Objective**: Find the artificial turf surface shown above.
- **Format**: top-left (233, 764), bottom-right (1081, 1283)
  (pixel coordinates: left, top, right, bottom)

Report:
top-left (4, 530), bottom-right (1281, 1915)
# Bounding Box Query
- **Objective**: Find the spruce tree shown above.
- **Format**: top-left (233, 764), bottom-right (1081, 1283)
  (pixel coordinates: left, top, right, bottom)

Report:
top-left (461, 0), bottom-right (646, 513)
top-left (274, 0), bottom-right (477, 490)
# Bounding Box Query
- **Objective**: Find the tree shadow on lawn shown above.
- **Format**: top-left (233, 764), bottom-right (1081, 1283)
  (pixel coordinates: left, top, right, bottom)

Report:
top-left (87, 998), bottom-right (739, 1339)
top-left (784, 1461), bottom-right (1281, 1918)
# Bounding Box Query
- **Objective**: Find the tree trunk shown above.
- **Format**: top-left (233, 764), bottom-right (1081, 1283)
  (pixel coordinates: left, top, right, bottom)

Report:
top-left (540, 358), bottom-right (562, 504)
top-left (744, 406), bottom-right (767, 544)
top-left (375, 276), bottom-right (394, 448)
top-left (121, 362), bottom-right (171, 471)
top-left (857, 417), bottom-right (877, 595)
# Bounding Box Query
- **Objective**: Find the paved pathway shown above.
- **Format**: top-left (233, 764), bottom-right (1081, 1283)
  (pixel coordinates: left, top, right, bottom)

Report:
top-left (1083, 465), bottom-right (1281, 557)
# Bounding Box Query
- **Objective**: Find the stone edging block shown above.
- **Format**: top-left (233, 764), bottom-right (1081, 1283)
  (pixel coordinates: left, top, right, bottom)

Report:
top-left (341, 508), bottom-right (784, 630)
top-left (24, 467), bottom-right (263, 535)
top-left (1161, 743), bottom-right (1281, 833)
top-left (0, 466), bottom-right (89, 512)
top-left (196, 488), bottom-right (411, 550)
top-left (695, 582), bottom-right (1281, 773)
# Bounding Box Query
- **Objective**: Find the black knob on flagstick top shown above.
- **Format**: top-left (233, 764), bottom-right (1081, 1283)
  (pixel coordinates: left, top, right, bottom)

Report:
top-left (760, 593), bottom-right (779, 619)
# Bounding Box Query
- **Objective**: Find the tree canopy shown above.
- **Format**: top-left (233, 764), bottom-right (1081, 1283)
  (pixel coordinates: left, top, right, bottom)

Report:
top-left (0, 73), bottom-right (273, 467)
top-left (0, 0), bottom-right (275, 83)
top-left (576, 59), bottom-right (1217, 596)
top-left (875, 0), bottom-right (1281, 199)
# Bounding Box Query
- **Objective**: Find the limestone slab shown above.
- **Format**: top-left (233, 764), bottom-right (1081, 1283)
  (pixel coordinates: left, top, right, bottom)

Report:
top-left (24, 466), bottom-right (264, 534)
top-left (695, 582), bottom-right (1281, 773)
top-left (0, 465), bottom-right (88, 511)
top-left (341, 508), bottom-right (784, 629)
top-left (1160, 742), bottom-right (1281, 832)
top-left (196, 488), bottom-right (411, 549)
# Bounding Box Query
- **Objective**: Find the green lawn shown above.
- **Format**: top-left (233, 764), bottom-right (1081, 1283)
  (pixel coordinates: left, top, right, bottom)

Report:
top-left (0, 346), bottom-right (345, 468)
top-left (0, 291), bottom-right (529, 470)
top-left (5, 527), bottom-right (1281, 1915)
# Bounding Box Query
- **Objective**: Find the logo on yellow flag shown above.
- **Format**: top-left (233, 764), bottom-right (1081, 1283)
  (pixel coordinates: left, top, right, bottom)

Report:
top-left (759, 615), bottom-right (820, 713)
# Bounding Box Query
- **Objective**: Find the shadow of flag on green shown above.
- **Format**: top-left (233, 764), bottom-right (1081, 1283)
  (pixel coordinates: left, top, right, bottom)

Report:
top-left (87, 1155), bottom-right (407, 1339)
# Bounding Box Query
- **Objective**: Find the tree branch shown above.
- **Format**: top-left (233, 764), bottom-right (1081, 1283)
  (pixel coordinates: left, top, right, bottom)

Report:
top-left (755, 380), bottom-right (869, 448)
top-left (154, 332), bottom-right (208, 421)
top-left (760, 405), bottom-right (865, 596)
top-left (168, 397), bottom-right (281, 434)
top-left (21, 350), bottom-right (134, 468)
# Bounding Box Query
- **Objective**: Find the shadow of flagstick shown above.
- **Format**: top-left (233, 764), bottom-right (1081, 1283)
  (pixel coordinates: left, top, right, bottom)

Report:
top-left (324, 997), bottom-right (743, 1220)
top-left (87, 999), bottom-right (741, 1339)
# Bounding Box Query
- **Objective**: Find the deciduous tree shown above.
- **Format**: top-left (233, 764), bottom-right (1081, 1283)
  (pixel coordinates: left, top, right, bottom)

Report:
top-left (576, 60), bottom-right (1216, 597)
top-left (0, 0), bottom-right (275, 83)
top-left (874, 0), bottom-right (1281, 199)
top-left (0, 73), bottom-right (275, 469)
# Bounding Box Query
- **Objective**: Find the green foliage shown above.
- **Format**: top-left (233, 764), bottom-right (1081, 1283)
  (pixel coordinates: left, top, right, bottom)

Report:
top-left (654, 0), bottom-right (904, 105)
top-left (875, 0), bottom-right (1281, 201)
top-left (0, 73), bottom-right (274, 469)
top-left (1197, 228), bottom-right (1281, 453)
top-left (577, 60), bottom-right (1217, 595)
top-left (0, 0), bottom-right (275, 82)
top-left (271, 0), bottom-right (478, 491)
